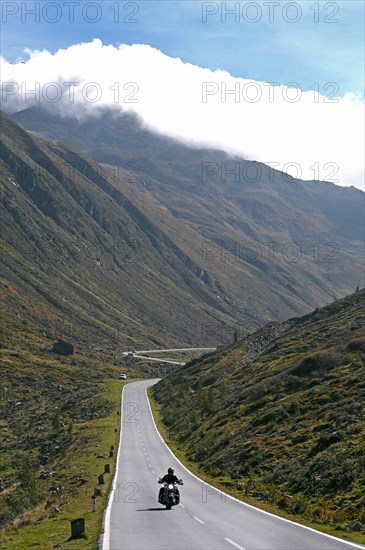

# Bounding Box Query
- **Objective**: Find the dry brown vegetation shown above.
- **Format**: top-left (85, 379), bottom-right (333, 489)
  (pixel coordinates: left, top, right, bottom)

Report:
top-left (154, 290), bottom-right (365, 538)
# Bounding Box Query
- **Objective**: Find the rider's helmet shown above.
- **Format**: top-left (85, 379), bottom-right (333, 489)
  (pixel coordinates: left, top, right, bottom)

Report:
top-left (168, 467), bottom-right (174, 475)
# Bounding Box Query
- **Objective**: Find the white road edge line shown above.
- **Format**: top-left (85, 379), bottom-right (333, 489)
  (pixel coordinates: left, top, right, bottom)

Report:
top-left (193, 516), bottom-right (205, 524)
top-left (225, 537), bottom-right (245, 550)
top-left (101, 383), bottom-right (128, 550)
top-left (145, 385), bottom-right (364, 550)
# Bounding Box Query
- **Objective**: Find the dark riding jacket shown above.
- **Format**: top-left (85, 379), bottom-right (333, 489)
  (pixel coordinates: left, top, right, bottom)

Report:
top-left (161, 474), bottom-right (179, 484)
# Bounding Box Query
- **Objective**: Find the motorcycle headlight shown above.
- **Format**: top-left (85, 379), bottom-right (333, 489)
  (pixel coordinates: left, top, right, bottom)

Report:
top-left (168, 484), bottom-right (174, 490)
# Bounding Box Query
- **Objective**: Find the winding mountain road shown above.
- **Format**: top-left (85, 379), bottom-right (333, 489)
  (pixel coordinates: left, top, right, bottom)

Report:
top-left (102, 380), bottom-right (363, 550)
top-left (122, 348), bottom-right (216, 366)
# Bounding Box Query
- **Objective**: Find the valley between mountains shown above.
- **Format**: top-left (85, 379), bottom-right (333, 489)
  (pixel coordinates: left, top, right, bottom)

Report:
top-left (0, 107), bottom-right (364, 546)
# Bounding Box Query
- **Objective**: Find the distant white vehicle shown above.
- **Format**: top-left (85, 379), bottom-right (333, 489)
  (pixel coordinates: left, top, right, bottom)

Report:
top-left (118, 373), bottom-right (127, 380)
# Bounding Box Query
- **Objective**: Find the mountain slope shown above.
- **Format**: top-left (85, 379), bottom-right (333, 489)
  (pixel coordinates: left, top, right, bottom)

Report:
top-left (1, 110), bottom-right (246, 351)
top-left (12, 106), bottom-right (365, 335)
top-left (13, 106), bottom-right (363, 244)
top-left (1, 109), bottom-right (243, 529)
top-left (153, 290), bottom-right (365, 534)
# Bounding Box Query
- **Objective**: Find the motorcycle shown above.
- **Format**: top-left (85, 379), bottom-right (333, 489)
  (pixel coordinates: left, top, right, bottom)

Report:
top-left (158, 478), bottom-right (183, 509)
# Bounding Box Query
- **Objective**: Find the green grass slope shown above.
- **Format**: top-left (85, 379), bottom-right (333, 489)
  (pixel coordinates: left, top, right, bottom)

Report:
top-left (153, 290), bottom-right (365, 538)
top-left (0, 299), bottom-right (122, 532)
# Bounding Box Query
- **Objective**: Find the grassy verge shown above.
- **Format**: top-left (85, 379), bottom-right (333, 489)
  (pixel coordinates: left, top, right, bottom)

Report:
top-left (148, 387), bottom-right (365, 546)
top-left (0, 379), bottom-right (127, 550)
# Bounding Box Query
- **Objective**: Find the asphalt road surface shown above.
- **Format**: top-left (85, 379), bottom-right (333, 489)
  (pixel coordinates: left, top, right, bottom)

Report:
top-left (121, 348), bottom-right (217, 366)
top-left (102, 380), bottom-right (363, 550)
top-left (133, 348), bottom-right (216, 354)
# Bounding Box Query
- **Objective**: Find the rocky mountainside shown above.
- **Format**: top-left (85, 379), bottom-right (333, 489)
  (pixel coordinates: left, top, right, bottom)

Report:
top-left (153, 289), bottom-right (365, 536)
top-left (1, 110), bottom-right (245, 352)
top-left (12, 107), bottom-right (364, 338)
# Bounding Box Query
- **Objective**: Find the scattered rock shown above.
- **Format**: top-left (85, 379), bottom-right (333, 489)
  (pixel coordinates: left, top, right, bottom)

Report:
top-left (252, 491), bottom-right (268, 500)
top-left (308, 431), bottom-right (342, 456)
top-left (40, 472), bottom-right (52, 479)
top-left (347, 521), bottom-right (364, 532)
top-left (51, 339), bottom-right (74, 356)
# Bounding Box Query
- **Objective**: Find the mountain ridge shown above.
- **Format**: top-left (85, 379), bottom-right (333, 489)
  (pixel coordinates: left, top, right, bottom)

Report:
top-left (2, 107), bottom-right (364, 351)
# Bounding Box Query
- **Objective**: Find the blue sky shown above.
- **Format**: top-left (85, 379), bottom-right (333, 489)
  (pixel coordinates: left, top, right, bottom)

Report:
top-left (1, 0), bottom-right (364, 97)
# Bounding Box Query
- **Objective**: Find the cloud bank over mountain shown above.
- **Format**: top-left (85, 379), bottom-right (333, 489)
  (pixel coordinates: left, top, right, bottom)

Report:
top-left (1, 39), bottom-right (363, 189)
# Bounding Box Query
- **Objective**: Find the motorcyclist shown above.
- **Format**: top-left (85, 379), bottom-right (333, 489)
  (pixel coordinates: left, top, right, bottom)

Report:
top-left (158, 468), bottom-right (181, 503)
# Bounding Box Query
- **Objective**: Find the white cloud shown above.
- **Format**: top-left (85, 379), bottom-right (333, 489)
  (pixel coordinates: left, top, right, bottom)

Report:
top-left (1, 39), bottom-right (363, 189)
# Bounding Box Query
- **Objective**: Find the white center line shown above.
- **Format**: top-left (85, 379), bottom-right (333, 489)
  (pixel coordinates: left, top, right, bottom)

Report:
top-left (224, 538), bottom-right (245, 550)
top-left (193, 516), bottom-right (205, 525)
top-left (180, 503), bottom-right (185, 509)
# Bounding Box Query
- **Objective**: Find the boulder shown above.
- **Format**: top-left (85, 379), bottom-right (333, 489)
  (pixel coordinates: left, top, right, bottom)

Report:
top-left (40, 454), bottom-right (50, 466)
top-left (308, 431), bottom-right (342, 457)
top-left (51, 339), bottom-right (74, 356)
